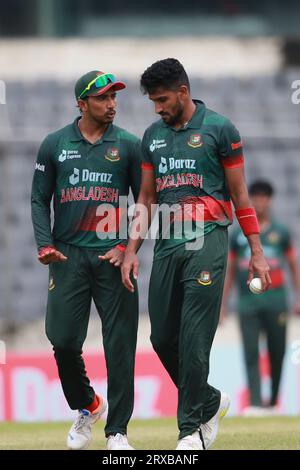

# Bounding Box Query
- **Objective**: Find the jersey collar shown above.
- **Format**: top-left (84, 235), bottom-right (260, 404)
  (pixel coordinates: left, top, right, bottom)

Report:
top-left (70, 117), bottom-right (117, 143)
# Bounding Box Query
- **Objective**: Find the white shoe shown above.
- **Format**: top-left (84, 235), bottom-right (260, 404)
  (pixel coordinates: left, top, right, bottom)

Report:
top-left (176, 431), bottom-right (204, 450)
top-left (265, 406), bottom-right (281, 416)
top-left (67, 396), bottom-right (107, 450)
top-left (106, 433), bottom-right (134, 450)
top-left (242, 406), bottom-right (270, 417)
top-left (200, 391), bottom-right (230, 449)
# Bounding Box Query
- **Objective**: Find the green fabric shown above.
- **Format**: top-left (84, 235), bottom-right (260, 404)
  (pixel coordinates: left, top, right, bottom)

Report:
top-left (31, 118), bottom-right (141, 250)
top-left (230, 220), bottom-right (291, 312)
top-left (239, 309), bottom-right (287, 406)
top-left (75, 70), bottom-right (102, 99)
top-left (74, 71), bottom-right (125, 100)
top-left (46, 241), bottom-right (138, 436)
top-left (148, 226), bottom-right (228, 438)
top-left (142, 100), bottom-right (243, 259)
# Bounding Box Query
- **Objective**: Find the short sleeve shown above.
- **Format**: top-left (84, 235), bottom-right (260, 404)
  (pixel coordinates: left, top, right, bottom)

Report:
top-left (128, 139), bottom-right (142, 202)
top-left (141, 130), bottom-right (154, 170)
top-left (219, 120), bottom-right (244, 169)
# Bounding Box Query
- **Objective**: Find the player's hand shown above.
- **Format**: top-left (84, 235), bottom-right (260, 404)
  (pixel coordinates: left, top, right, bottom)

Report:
top-left (121, 251), bottom-right (139, 293)
top-left (98, 247), bottom-right (124, 267)
top-left (38, 245), bottom-right (68, 265)
top-left (248, 252), bottom-right (272, 291)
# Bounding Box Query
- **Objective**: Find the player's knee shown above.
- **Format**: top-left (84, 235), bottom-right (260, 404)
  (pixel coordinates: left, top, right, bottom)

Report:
top-left (52, 346), bottom-right (83, 367)
top-left (46, 326), bottom-right (80, 351)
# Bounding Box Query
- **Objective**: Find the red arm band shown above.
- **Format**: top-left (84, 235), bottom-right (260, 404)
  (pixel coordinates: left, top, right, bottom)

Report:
top-left (141, 162), bottom-right (154, 170)
top-left (38, 245), bottom-right (55, 256)
top-left (235, 207), bottom-right (260, 236)
top-left (116, 244), bottom-right (126, 252)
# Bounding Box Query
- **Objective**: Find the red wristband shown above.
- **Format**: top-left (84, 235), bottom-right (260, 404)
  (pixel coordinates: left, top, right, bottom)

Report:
top-left (235, 207), bottom-right (260, 236)
top-left (116, 244), bottom-right (126, 252)
top-left (38, 245), bottom-right (55, 257)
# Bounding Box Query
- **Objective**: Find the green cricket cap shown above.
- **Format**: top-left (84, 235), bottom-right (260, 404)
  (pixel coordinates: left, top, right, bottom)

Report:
top-left (75, 70), bottom-right (126, 100)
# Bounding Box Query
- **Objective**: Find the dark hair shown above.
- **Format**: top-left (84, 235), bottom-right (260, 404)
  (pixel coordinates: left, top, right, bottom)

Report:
top-left (249, 180), bottom-right (274, 197)
top-left (140, 58), bottom-right (190, 94)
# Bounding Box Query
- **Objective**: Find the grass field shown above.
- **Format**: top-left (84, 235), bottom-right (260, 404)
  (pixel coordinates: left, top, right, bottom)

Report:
top-left (1, 417), bottom-right (300, 450)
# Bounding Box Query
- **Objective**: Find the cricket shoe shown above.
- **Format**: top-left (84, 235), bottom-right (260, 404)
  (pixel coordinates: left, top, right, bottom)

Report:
top-left (242, 406), bottom-right (272, 417)
top-left (67, 395), bottom-right (107, 450)
top-left (200, 391), bottom-right (230, 449)
top-left (175, 431), bottom-right (205, 450)
top-left (106, 433), bottom-right (134, 450)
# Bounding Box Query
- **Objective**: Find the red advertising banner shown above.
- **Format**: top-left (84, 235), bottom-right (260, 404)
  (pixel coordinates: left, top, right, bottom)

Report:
top-left (0, 351), bottom-right (177, 421)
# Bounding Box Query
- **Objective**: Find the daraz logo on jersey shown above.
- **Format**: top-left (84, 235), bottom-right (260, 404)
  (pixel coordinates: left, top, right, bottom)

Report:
top-left (58, 149), bottom-right (82, 162)
top-left (35, 163), bottom-right (45, 172)
top-left (158, 156), bottom-right (196, 174)
top-left (69, 168), bottom-right (113, 185)
top-left (149, 139), bottom-right (167, 152)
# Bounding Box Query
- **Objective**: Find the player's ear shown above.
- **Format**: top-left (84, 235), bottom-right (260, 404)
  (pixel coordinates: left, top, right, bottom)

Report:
top-left (178, 84), bottom-right (189, 98)
top-left (77, 98), bottom-right (88, 114)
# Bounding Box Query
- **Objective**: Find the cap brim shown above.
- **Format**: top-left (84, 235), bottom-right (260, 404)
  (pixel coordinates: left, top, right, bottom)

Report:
top-left (89, 81), bottom-right (126, 97)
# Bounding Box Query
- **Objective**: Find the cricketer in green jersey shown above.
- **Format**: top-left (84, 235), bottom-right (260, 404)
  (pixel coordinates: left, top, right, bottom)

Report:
top-left (121, 59), bottom-right (271, 450)
top-left (31, 70), bottom-right (141, 450)
top-left (222, 180), bottom-right (300, 416)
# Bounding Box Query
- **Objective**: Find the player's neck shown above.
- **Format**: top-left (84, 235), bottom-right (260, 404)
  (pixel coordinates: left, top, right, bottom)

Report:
top-left (78, 116), bottom-right (109, 144)
top-left (174, 100), bottom-right (196, 129)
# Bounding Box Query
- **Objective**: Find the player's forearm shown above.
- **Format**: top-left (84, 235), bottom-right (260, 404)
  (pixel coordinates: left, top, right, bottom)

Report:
top-left (246, 233), bottom-right (264, 255)
top-left (31, 197), bottom-right (53, 249)
top-left (126, 194), bottom-right (156, 254)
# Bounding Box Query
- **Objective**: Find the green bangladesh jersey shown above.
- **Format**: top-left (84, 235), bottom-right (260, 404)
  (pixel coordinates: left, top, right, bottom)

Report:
top-left (141, 100), bottom-right (244, 259)
top-left (31, 118), bottom-right (141, 250)
top-left (230, 220), bottom-right (294, 313)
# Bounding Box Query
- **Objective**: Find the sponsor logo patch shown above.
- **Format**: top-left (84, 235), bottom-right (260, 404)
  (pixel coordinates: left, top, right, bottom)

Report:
top-left (35, 163), bottom-right (45, 172)
top-left (197, 271), bottom-right (212, 286)
top-left (58, 149), bottom-right (81, 162)
top-left (150, 139), bottom-right (167, 152)
top-left (188, 134), bottom-right (202, 148)
top-left (158, 156), bottom-right (196, 174)
top-left (68, 168), bottom-right (113, 185)
top-left (49, 277), bottom-right (55, 291)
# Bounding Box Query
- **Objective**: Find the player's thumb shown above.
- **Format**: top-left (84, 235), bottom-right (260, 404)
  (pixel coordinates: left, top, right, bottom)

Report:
top-left (58, 251), bottom-right (68, 261)
top-left (99, 253), bottom-right (109, 260)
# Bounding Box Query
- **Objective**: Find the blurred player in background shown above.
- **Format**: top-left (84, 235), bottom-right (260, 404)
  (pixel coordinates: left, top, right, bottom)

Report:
top-left (121, 58), bottom-right (271, 449)
top-left (221, 180), bottom-right (300, 416)
top-left (31, 70), bottom-right (141, 450)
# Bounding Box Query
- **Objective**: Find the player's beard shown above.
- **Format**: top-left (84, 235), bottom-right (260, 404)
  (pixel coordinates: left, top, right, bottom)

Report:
top-left (160, 101), bottom-right (184, 127)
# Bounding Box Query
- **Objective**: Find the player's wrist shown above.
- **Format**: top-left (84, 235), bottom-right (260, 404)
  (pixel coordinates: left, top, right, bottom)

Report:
top-left (38, 244), bottom-right (55, 254)
top-left (116, 244), bottom-right (126, 252)
top-left (236, 207), bottom-right (260, 236)
top-left (247, 236), bottom-right (263, 255)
